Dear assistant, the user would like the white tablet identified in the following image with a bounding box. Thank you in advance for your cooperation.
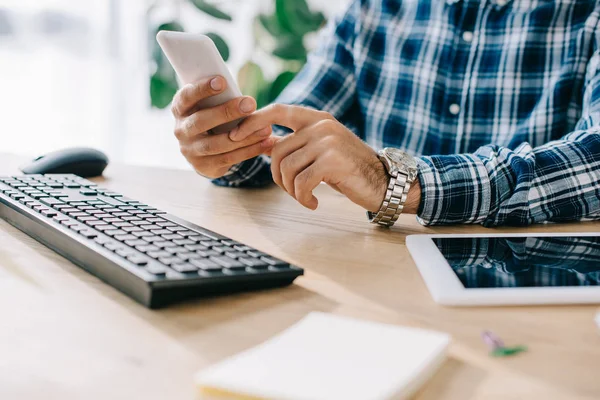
[406,233,600,306]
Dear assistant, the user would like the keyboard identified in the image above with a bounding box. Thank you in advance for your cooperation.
[0,174,303,308]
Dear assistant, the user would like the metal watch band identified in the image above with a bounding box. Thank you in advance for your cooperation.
[368,172,412,226]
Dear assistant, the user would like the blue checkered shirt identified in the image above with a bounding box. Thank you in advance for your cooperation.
[214,0,600,226]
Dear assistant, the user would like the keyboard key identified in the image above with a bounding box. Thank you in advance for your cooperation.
[79,189,97,196]
[135,244,159,253]
[200,241,222,248]
[121,216,141,222]
[87,209,105,215]
[147,217,165,223]
[116,249,136,258]
[104,229,126,237]
[221,240,242,247]
[210,256,245,269]
[125,239,147,247]
[197,250,220,257]
[70,212,90,218]
[239,257,269,269]
[104,241,123,251]
[103,218,123,223]
[225,251,246,259]
[86,220,106,226]
[61,220,78,227]
[150,229,171,235]
[52,215,69,223]
[76,206,95,211]
[178,252,201,261]
[212,246,230,254]
[114,234,137,241]
[10,193,25,200]
[165,246,188,255]
[154,241,177,248]
[260,257,288,267]
[126,255,149,266]
[162,234,183,240]
[30,193,49,199]
[77,216,98,222]
[141,235,162,243]
[171,263,197,273]
[132,231,153,237]
[158,256,183,265]
[120,225,141,232]
[148,250,171,259]
[233,245,252,252]
[113,212,132,217]
[64,183,81,188]
[144,264,168,276]
[184,244,208,251]
[247,250,269,258]
[70,224,87,232]
[190,259,222,271]
[173,239,194,246]
[166,226,187,232]
[93,236,111,245]
[114,222,134,228]
[79,230,98,239]
[156,222,177,227]
[42,210,58,218]
[67,201,87,206]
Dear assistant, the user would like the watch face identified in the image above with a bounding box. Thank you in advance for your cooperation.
[382,148,418,180]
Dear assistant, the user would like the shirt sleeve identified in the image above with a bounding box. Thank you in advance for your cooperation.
[212,0,361,188]
[417,47,600,227]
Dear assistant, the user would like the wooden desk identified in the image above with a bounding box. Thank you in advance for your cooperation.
[0,152,599,400]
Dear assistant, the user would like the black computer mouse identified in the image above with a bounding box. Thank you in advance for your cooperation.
[20,147,109,177]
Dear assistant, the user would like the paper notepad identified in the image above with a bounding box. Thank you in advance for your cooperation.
[195,312,450,400]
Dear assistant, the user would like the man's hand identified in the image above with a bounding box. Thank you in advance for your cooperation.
[172,76,276,179]
[230,104,421,213]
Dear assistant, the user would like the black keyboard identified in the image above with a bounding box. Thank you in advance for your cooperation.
[0,174,303,308]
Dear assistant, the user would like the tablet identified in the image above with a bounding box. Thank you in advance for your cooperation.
[406,233,600,306]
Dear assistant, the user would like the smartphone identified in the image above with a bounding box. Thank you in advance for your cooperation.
[156,31,243,134]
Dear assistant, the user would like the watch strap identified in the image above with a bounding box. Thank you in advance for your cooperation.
[368,172,412,226]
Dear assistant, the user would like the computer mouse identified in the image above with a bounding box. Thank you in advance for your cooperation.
[20,147,109,177]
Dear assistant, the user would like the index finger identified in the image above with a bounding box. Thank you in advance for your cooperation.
[229,104,322,141]
[171,76,226,117]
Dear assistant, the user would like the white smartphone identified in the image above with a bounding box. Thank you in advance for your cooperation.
[156,31,243,134]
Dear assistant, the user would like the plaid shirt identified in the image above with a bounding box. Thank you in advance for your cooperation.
[433,236,600,287]
[214,0,600,227]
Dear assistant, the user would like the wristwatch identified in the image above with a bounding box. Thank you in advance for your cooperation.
[367,148,418,227]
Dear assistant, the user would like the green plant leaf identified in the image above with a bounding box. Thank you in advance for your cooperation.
[272,37,306,61]
[237,61,270,108]
[204,32,230,62]
[150,72,178,109]
[156,21,184,33]
[190,0,232,21]
[268,70,296,103]
[275,0,325,36]
[258,13,286,37]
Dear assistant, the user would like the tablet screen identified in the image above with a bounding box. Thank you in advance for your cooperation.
[432,236,600,289]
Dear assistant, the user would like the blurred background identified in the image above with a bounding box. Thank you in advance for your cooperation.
[0,0,348,169]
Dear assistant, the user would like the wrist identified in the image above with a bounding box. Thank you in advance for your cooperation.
[402,179,421,214]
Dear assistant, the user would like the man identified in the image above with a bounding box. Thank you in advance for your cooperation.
[172,0,600,227]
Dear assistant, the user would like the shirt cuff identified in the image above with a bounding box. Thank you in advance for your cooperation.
[416,155,491,225]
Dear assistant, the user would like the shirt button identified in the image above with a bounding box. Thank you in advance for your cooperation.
[462,31,473,43]
[495,0,507,6]
[449,104,461,115]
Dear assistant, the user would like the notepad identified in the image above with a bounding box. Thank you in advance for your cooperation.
[195,312,450,400]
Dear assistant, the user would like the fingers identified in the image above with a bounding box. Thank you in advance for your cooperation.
[181,126,272,159]
[175,96,257,141]
[229,104,330,141]
[279,143,319,198]
[269,132,311,189]
[293,162,323,210]
[192,136,277,178]
[171,76,226,118]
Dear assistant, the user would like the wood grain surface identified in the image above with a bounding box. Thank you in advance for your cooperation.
[0,152,599,400]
